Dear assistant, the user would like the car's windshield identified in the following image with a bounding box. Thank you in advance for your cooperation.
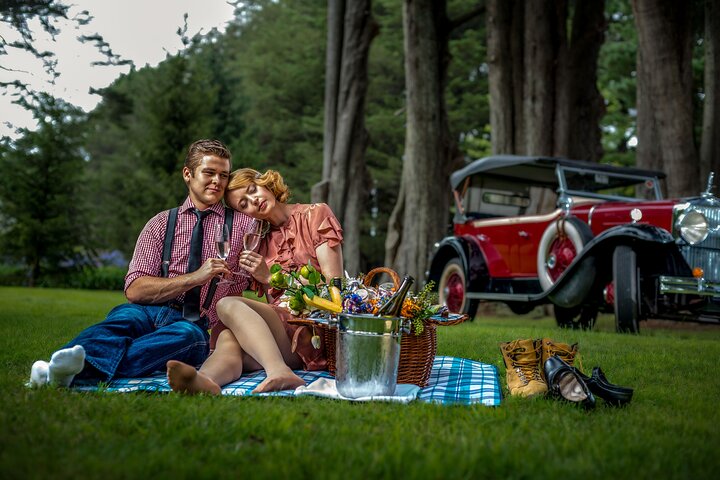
[558,165,662,202]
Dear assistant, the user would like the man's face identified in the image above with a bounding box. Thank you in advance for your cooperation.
[183,154,231,209]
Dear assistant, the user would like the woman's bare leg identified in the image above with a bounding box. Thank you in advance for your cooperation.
[216,296,305,393]
[167,329,246,395]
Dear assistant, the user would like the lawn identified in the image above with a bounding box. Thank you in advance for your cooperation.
[1,286,719,479]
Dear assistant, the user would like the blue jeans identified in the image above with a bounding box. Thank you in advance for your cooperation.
[65,304,209,383]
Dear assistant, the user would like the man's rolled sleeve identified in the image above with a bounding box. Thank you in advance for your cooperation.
[124,211,168,293]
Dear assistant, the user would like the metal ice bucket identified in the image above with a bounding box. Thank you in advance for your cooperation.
[332,313,406,398]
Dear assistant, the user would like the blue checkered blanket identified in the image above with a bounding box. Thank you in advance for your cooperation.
[73,355,501,406]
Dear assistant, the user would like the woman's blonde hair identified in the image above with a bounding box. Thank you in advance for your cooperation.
[227,168,291,203]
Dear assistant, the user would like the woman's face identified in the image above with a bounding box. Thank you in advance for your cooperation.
[226,182,275,219]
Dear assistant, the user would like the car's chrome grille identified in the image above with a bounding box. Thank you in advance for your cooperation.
[682,205,720,282]
[680,245,720,282]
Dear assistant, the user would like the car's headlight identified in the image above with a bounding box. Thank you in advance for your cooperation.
[677,210,709,244]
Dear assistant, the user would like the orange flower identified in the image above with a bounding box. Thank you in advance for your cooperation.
[401,298,422,319]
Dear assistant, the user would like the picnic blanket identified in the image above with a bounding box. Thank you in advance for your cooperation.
[73,355,502,406]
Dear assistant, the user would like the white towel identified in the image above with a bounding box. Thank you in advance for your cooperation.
[294,378,420,403]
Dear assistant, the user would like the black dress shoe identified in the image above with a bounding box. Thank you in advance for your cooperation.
[544,356,596,409]
[570,365,634,406]
[588,367,634,406]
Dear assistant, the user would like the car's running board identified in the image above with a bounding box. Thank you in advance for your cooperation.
[466,292,544,303]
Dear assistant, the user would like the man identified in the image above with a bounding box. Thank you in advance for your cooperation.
[29,139,254,387]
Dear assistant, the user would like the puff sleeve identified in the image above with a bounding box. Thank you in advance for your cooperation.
[309,203,343,249]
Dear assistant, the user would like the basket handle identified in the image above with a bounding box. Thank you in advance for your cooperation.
[362,267,400,290]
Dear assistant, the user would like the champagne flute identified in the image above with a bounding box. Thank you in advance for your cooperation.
[215,223,235,285]
[243,230,261,252]
[237,223,263,279]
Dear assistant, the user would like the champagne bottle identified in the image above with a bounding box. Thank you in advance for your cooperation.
[376,275,414,317]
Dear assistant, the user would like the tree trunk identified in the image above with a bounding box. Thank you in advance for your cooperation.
[700,0,720,183]
[315,0,377,274]
[635,46,665,200]
[523,0,557,156]
[487,0,515,154]
[488,1,606,162]
[555,0,606,161]
[633,0,699,197]
[313,0,345,204]
[386,0,461,284]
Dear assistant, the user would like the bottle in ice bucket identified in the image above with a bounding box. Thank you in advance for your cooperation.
[376,275,414,317]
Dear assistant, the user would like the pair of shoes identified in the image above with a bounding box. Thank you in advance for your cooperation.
[499,338,580,398]
[499,339,547,397]
[544,356,596,409]
[580,367,634,406]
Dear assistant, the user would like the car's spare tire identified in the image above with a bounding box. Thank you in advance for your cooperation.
[537,216,594,291]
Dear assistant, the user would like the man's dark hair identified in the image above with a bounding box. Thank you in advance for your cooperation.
[185,139,232,173]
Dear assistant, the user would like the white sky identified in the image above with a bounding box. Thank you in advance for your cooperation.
[0,0,237,138]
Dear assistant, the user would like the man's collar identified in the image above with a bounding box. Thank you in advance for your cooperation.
[179,197,225,217]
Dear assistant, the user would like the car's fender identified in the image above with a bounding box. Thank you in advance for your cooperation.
[545,223,686,306]
[426,236,489,293]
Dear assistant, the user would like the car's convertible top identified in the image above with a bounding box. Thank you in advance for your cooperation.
[450,155,666,191]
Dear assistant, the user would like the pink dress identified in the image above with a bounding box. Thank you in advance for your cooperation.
[211,203,343,370]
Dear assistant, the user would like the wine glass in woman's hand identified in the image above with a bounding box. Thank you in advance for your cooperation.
[243,230,261,252]
[237,224,264,280]
[215,223,235,285]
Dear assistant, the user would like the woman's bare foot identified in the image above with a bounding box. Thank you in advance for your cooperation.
[167,360,222,395]
[252,369,306,393]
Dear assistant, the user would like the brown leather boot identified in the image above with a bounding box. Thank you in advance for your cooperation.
[540,338,578,379]
[499,339,547,397]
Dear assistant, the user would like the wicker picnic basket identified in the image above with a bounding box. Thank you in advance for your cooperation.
[295,267,467,387]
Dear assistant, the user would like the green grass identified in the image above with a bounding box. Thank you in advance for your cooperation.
[1,287,719,479]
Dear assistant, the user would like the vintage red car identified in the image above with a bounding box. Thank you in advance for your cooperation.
[426,155,720,332]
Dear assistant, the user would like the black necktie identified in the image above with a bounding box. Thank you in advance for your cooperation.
[183,208,210,321]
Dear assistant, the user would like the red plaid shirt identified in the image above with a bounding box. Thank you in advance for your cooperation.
[125,197,255,328]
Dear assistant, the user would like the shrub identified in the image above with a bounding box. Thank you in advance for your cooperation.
[0,264,29,286]
[0,264,125,290]
[63,266,126,290]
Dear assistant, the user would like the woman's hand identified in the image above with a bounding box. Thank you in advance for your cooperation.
[238,250,270,285]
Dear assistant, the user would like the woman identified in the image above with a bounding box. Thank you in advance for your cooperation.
[166,168,344,394]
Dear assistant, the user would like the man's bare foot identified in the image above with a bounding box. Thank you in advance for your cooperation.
[252,370,306,393]
[167,360,221,395]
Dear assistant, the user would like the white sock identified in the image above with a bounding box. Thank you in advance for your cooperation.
[48,345,86,387]
[29,360,50,387]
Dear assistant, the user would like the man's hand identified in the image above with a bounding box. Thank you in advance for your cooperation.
[126,257,231,305]
[192,257,232,284]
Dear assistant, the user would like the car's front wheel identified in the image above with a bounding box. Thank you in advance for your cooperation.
[438,258,479,320]
[613,245,641,333]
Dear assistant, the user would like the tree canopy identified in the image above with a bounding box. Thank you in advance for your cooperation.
[0,0,715,284]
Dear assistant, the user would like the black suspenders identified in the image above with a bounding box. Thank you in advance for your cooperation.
[160,206,234,310]
[160,207,179,278]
